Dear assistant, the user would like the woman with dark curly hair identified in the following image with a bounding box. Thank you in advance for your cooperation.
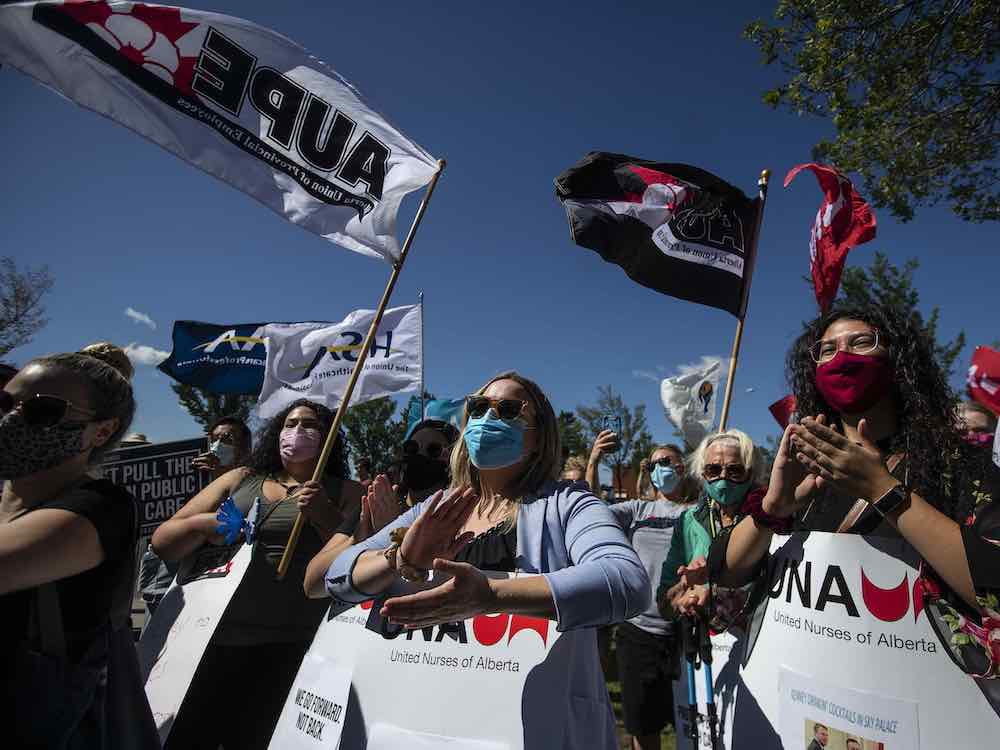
[152,398,362,750]
[701,303,1000,680]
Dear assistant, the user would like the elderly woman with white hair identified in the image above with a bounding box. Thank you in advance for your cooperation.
[655,429,784,619]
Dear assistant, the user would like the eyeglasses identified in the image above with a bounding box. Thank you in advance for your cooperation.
[702,463,749,481]
[650,457,681,470]
[809,328,883,364]
[465,395,527,422]
[0,391,96,428]
[402,439,447,459]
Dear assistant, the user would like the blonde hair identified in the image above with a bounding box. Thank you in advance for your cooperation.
[79,341,134,381]
[688,428,762,484]
[561,454,588,477]
[449,371,561,521]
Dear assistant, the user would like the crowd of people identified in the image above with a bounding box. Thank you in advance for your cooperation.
[2,299,998,749]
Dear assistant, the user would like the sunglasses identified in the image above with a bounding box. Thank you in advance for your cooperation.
[0,391,97,428]
[465,395,527,422]
[402,439,447,459]
[702,463,749,481]
[650,457,681,470]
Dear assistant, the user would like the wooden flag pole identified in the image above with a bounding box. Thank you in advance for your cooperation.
[276,159,446,580]
[718,168,770,432]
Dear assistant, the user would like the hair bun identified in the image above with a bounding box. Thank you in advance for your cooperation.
[79,342,134,381]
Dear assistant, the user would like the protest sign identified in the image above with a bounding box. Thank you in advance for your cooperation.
[734,532,997,748]
[139,537,255,742]
[270,574,609,750]
[258,304,421,418]
[103,437,207,536]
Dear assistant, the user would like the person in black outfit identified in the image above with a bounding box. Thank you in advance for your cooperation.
[0,343,153,748]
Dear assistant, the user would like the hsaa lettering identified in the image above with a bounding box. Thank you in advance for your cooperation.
[191,28,389,200]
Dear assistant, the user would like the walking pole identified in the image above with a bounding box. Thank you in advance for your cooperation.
[681,616,701,742]
[418,291,426,420]
[718,168,770,431]
[699,619,720,750]
[275,159,446,580]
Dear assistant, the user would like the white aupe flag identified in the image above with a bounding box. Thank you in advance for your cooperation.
[0,1,438,262]
[258,304,420,418]
[660,356,725,448]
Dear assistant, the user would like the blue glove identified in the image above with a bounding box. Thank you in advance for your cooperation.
[215,497,246,545]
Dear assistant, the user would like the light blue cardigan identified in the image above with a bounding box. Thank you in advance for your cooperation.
[324,479,651,631]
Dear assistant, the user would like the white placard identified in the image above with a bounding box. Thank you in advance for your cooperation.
[139,542,254,742]
[735,532,997,747]
[271,573,614,750]
[270,652,352,749]
[779,667,919,749]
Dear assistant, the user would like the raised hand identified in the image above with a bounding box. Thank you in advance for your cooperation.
[791,417,897,501]
[398,486,478,570]
[763,423,825,518]
[380,559,496,627]
[590,430,619,464]
[356,474,403,542]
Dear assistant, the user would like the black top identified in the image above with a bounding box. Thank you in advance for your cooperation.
[2,479,137,663]
[453,522,517,572]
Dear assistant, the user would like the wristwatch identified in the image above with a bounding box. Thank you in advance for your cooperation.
[869,483,908,518]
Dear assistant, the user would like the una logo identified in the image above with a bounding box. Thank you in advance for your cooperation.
[360,600,550,648]
[769,558,926,623]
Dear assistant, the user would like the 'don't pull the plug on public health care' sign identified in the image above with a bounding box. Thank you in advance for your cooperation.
[103,437,208,536]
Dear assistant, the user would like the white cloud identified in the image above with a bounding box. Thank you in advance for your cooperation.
[745,387,756,393]
[125,307,157,330]
[124,342,169,367]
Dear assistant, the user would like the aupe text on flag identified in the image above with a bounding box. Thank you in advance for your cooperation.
[257,305,421,418]
[0,1,438,262]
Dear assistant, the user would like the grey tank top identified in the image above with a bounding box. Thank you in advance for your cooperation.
[212,473,342,645]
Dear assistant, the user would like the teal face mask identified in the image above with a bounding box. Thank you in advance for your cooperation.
[462,413,525,469]
[704,478,751,507]
[651,464,679,493]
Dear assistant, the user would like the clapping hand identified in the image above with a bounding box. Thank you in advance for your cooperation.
[763,423,826,518]
[381,559,496,627]
[790,417,897,502]
[397,486,478,570]
[356,474,402,542]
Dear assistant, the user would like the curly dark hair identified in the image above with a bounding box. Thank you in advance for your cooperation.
[787,303,988,521]
[246,399,349,479]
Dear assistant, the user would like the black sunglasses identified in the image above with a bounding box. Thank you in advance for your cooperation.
[465,395,526,421]
[702,463,749,481]
[0,391,96,428]
[650,457,680,469]
[402,439,446,459]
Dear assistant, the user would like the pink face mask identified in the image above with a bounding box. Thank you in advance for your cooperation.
[964,431,994,448]
[279,427,322,463]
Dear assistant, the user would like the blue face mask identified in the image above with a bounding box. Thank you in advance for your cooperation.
[651,464,679,493]
[462,413,525,469]
[704,478,751,507]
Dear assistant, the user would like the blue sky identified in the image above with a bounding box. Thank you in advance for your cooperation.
[2,0,996,467]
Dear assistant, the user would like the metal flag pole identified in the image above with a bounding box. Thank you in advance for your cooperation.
[276,159,446,580]
[718,168,770,431]
[418,291,426,420]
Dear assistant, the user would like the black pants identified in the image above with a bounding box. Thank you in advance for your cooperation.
[615,622,678,736]
[164,640,310,750]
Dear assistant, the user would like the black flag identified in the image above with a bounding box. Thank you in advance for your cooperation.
[555,152,761,318]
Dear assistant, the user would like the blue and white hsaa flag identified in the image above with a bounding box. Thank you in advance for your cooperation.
[257,305,421,418]
[660,356,726,449]
[0,1,438,262]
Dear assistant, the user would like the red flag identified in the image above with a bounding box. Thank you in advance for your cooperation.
[769,394,797,429]
[784,164,877,312]
[968,346,1000,416]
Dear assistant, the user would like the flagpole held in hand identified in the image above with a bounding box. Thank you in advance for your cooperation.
[276,159,447,580]
[718,169,770,431]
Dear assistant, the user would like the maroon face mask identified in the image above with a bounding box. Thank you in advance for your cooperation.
[814,351,894,414]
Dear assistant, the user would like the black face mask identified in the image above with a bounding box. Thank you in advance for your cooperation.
[401,454,448,492]
[0,410,88,479]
